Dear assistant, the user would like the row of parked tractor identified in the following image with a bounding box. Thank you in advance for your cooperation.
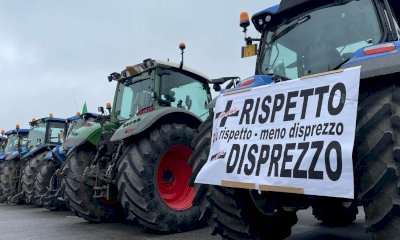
[2,0,400,239]
[0,54,216,233]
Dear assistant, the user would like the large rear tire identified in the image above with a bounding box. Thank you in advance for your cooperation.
[116,123,201,233]
[356,82,400,239]
[188,116,213,222]
[0,159,23,203]
[189,116,297,239]
[63,145,124,222]
[21,151,47,204]
[34,160,57,206]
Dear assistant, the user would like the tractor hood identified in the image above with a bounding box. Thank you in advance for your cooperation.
[63,122,102,148]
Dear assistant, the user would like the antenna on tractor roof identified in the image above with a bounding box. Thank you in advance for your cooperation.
[179,42,185,68]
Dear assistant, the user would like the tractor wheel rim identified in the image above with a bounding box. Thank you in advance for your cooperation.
[156,144,194,211]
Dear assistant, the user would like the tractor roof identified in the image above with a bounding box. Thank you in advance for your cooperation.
[154,59,211,83]
[29,117,66,126]
[5,129,29,135]
[67,112,98,122]
[111,59,211,84]
[252,0,335,32]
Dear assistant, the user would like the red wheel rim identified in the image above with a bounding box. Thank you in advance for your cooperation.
[156,144,194,211]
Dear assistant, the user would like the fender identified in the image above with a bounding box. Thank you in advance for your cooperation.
[111,107,202,142]
[63,122,102,148]
[5,151,21,161]
[341,41,400,79]
[22,143,59,159]
[0,152,9,161]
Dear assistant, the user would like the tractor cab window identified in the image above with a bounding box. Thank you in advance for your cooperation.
[48,121,66,144]
[115,75,154,121]
[27,122,46,149]
[159,70,210,120]
[4,134,18,152]
[4,134,28,152]
[260,0,382,79]
[66,119,82,138]
[66,116,96,138]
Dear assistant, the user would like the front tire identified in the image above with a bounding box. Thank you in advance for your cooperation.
[63,145,124,222]
[116,123,201,233]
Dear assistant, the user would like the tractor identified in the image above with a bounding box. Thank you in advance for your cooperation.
[0,126,30,201]
[189,0,400,239]
[61,46,213,232]
[34,112,98,209]
[4,115,67,204]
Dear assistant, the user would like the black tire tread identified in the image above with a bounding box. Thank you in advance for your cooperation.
[34,160,56,206]
[208,186,297,240]
[63,145,123,222]
[188,116,213,221]
[117,123,201,233]
[21,151,47,204]
[0,159,22,202]
[356,83,400,240]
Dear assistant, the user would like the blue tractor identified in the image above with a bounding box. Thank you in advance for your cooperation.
[189,0,400,239]
[0,126,30,201]
[34,112,98,209]
[4,115,67,204]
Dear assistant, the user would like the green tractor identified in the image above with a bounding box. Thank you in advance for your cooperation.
[189,0,400,239]
[62,48,212,232]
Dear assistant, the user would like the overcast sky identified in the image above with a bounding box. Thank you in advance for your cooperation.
[0,0,280,131]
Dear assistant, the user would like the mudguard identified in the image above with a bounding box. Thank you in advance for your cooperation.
[1,152,11,161]
[111,107,202,142]
[63,122,102,148]
[5,151,21,161]
[22,144,59,160]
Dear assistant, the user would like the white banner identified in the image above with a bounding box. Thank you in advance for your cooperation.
[196,67,361,199]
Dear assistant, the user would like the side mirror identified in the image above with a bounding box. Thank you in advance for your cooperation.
[213,83,222,92]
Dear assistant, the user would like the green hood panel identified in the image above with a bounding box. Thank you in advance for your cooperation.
[63,122,102,147]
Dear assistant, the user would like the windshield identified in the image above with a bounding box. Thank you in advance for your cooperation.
[66,116,97,137]
[4,134,28,152]
[260,0,382,79]
[27,122,46,149]
[159,70,211,120]
[115,73,154,121]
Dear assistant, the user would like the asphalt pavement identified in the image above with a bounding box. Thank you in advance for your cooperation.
[0,204,370,240]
